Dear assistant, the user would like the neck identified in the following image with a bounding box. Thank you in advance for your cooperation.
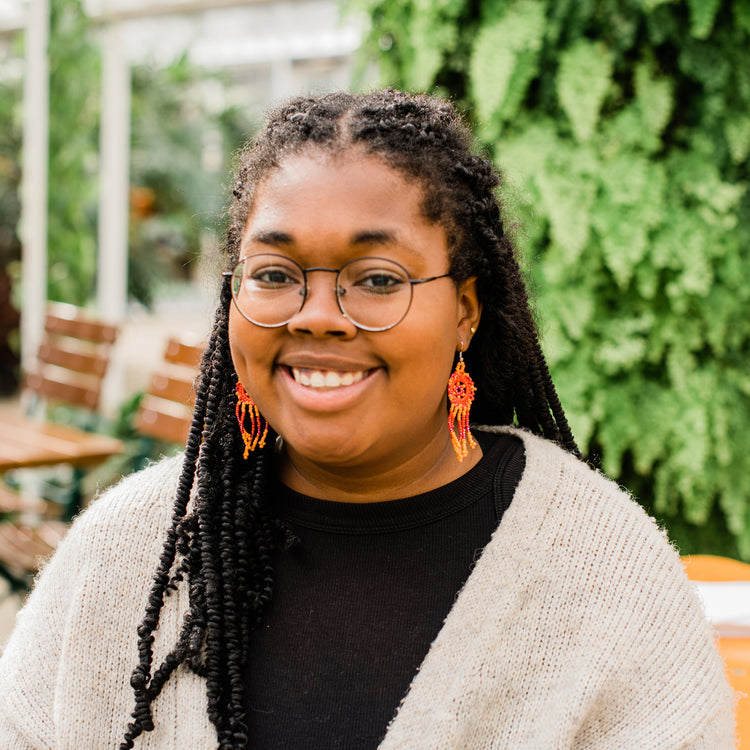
[277,428,483,503]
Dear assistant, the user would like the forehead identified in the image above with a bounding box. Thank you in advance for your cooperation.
[241,150,449,265]
[251,150,421,217]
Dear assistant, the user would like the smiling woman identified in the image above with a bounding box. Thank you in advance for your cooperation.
[0,90,735,749]
[229,153,481,496]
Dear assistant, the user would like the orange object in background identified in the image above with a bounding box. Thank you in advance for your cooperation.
[684,554,750,749]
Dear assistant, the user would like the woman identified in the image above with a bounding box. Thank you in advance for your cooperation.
[0,90,734,748]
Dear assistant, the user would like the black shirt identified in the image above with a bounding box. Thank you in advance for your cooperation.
[245,431,525,749]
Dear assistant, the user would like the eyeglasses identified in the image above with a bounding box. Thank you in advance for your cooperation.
[223,253,452,332]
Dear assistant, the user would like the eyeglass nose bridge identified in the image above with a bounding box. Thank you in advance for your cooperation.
[296,266,349,319]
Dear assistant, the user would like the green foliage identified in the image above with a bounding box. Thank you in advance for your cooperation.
[128,57,254,307]
[36,0,254,309]
[0,68,22,394]
[0,71,22,268]
[47,0,100,305]
[469,1,545,129]
[358,0,750,557]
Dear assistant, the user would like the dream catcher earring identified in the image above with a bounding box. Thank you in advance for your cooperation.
[447,346,477,462]
[235,381,269,458]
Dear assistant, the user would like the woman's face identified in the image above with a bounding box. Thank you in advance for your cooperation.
[229,150,480,494]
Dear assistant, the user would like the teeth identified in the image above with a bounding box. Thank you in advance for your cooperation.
[291,368,366,389]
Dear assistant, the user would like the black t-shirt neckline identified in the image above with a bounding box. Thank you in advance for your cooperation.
[270,430,519,534]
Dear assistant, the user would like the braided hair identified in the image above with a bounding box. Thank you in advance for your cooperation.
[121,89,578,748]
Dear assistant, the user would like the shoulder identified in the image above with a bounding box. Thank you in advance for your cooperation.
[475,427,719,680]
[438,427,734,746]
[16,451,187,622]
[55,453,186,569]
[480,425,664,550]
[484,428,732,701]
[75,452,185,530]
[0,454,189,746]
[4,452,186,655]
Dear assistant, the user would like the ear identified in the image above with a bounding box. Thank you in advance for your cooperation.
[456,276,482,350]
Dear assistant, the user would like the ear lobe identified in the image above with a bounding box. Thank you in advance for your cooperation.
[456,276,482,347]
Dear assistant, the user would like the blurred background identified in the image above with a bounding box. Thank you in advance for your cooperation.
[0,0,748,634]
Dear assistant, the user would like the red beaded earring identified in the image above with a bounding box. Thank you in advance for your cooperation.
[447,347,477,462]
[235,381,268,458]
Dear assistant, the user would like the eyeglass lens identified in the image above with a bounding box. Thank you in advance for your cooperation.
[230,254,416,331]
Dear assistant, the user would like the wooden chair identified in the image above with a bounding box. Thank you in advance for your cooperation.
[134,336,203,447]
[0,302,123,475]
[0,522,67,588]
[0,303,123,594]
[684,554,750,748]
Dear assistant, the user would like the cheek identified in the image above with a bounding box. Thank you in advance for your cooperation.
[228,309,271,385]
[228,309,247,379]
[389,319,457,399]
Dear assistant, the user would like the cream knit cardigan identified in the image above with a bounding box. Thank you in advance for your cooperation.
[0,427,736,749]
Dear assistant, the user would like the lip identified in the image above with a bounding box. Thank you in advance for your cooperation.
[276,364,383,412]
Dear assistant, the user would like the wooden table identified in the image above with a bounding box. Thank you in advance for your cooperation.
[0,404,123,472]
[0,404,124,590]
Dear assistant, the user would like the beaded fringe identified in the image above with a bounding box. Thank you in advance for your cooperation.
[235,382,268,458]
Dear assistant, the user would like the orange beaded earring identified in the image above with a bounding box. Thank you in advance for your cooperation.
[235,381,269,458]
[447,346,477,462]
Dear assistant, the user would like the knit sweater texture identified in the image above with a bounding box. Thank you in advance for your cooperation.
[0,426,736,749]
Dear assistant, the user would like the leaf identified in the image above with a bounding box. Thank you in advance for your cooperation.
[678,40,731,91]
[598,152,649,206]
[408,8,459,90]
[536,169,596,259]
[634,60,674,138]
[637,0,676,10]
[471,45,516,124]
[496,120,559,188]
[687,0,721,39]
[593,315,652,374]
[725,115,750,164]
[538,272,596,342]
[593,208,649,287]
[557,40,613,142]
[469,0,546,124]
[735,0,750,35]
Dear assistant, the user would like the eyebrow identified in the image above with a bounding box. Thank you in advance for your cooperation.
[247,229,397,246]
[351,230,424,261]
[351,230,397,246]
[245,228,424,259]
[247,230,294,247]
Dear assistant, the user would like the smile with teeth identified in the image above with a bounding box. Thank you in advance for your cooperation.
[290,367,369,389]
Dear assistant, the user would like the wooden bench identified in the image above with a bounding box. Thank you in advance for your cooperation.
[0,303,123,475]
[0,522,67,590]
[0,304,123,594]
[0,331,205,597]
[134,336,203,447]
[684,554,750,748]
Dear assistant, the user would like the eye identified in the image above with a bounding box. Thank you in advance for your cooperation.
[247,264,302,289]
[351,268,408,295]
[363,273,401,288]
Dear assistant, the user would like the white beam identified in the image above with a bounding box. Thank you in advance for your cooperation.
[19,0,50,372]
[96,23,131,323]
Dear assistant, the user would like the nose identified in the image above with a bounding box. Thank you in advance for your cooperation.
[286,270,357,338]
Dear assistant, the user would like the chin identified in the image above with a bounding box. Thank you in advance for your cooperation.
[283,430,377,468]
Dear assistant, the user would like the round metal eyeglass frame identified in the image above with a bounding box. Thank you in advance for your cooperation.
[222,253,453,332]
